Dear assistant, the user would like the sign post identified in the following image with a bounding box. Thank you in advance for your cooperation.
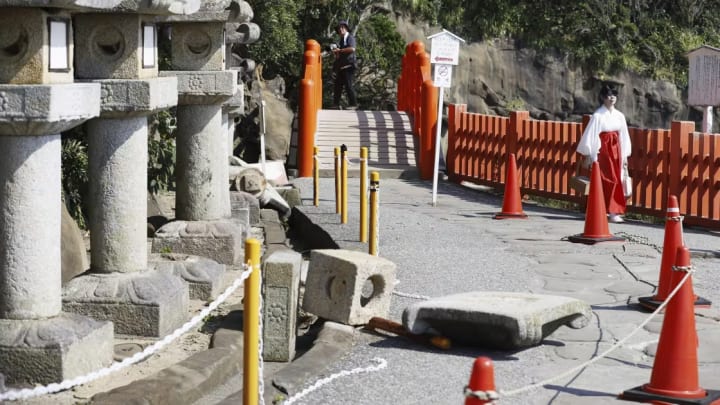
[427,29,464,206]
[686,45,720,133]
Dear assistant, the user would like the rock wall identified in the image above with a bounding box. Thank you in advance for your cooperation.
[394,16,712,132]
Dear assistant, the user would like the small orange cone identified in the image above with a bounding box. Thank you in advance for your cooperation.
[568,161,624,244]
[465,357,498,405]
[621,246,720,404]
[494,153,527,219]
[638,195,711,311]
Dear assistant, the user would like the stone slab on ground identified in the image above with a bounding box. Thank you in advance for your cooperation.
[269,322,354,400]
[90,347,241,405]
[402,291,592,349]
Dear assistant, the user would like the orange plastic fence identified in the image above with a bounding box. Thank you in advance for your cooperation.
[297,40,323,177]
[447,104,720,229]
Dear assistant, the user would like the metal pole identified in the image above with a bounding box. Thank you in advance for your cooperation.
[243,238,261,405]
[369,171,380,256]
[341,144,348,224]
[360,147,368,242]
[260,100,267,175]
[334,147,341,214]
[432,86,444,206]
[313,146,319,206]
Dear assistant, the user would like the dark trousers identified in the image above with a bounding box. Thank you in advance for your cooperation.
[333,66,356,107]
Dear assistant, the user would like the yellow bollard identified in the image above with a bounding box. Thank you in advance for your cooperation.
[243,238,261,405]
[341,144,348,224]
[334,146,341,214]
[313,146,319,206]
[369,171,380,256]
[360,147,368,242]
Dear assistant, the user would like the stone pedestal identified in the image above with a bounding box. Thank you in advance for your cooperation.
[149,253,225,300]
[62,77,191,337]
[262,250,301,362]
[0,83,113,385]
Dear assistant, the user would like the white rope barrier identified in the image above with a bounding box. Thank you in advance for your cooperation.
[0,264,255,402]
[283,358,388,405]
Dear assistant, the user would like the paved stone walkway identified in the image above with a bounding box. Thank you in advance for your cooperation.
[285,176,720,405]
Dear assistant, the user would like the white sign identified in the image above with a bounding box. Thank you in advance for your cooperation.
[49,19,68,71]
[429,33,460,65]
[433,64,452,88]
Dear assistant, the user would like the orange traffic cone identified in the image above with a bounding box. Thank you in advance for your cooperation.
[621,246,720,404]
[568,161,624,244]
[638,195,712,311]
[494,153,527,219]
[465,357,498,405]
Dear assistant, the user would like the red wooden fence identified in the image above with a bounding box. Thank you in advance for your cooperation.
[447,104,720,229]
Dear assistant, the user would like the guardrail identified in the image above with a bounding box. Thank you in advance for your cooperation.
[447,104,720,229]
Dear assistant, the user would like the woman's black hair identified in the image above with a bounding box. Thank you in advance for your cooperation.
[599,84,619,99]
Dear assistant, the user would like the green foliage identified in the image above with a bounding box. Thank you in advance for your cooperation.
[148,109,177,194]
[246,0,303,81]
[61,127,89,229]
[394,0,720,85]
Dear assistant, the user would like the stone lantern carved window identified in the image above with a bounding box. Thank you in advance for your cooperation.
[48,17,70,71]
[222,28,226,67]
[142,23,156,68]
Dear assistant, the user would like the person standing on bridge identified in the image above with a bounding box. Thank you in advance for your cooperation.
[332,20,358,110]
[576,84,632,223]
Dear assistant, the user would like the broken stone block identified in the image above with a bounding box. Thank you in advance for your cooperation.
[402,291,591,349]
[262,250,301,362]
[302,250,396,325]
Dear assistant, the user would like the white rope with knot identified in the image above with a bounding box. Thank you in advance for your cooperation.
[283,358,388,404]
[0,263,255,402]
[494,268,694,399]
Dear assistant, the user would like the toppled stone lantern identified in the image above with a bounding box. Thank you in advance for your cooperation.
[62,0,207,338]
[152,0,253,265]
[0,1,124,386]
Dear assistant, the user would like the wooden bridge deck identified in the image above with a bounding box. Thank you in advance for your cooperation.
[314,109,417,178]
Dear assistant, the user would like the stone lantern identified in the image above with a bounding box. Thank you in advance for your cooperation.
[0,1,122,386]
[62,0,209,338]
[152,0,254,265]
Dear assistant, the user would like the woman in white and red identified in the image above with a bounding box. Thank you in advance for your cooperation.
[576,84,632,223]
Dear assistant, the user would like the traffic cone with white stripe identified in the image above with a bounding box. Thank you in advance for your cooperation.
[465,357,498,405]
[638,195,711,311]
[621,246,720,404]
[494,153,527,219]
[568,162,624,244]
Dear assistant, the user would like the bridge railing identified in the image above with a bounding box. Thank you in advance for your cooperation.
[397,41,437,180]
[298,40,323,177]
[447,104,720,229]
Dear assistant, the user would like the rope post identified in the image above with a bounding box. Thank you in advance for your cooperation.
[360,147,368,242]
[369,171,380,256]
[334,146,341,214]
[313,146,319,206]
[243,238,261,405]
[341,144,348,224]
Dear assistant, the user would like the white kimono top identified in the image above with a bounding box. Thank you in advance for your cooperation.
[576,105,632,166]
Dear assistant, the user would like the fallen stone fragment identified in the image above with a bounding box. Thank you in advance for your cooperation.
[402,291,592,349]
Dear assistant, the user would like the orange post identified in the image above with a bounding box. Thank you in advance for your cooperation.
[298,77,316,177]
[420,79,437,180]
